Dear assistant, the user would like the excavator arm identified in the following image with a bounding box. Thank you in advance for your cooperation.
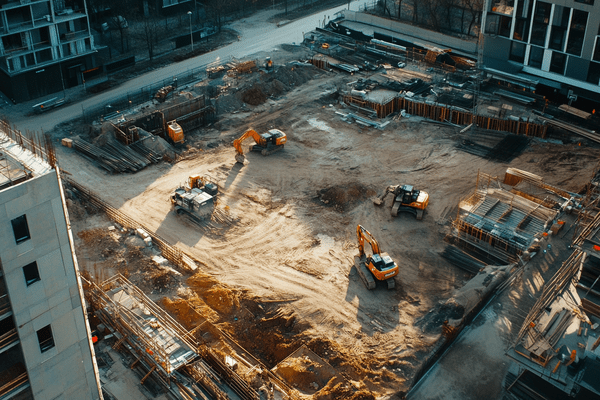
[356,225,381,256]
[373,185,400,206]
[233,129,262,163]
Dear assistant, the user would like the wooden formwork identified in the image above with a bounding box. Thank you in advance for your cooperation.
[343,95,548,138]
[309,57,330,70]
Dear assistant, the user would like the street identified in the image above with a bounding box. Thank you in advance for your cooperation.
[10,2,361,134]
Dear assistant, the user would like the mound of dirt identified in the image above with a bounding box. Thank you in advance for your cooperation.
[77,228,120,257]
[317,184,376,212]
[242,85,268,105]
[273,345,338,394]
[314,376,376,400]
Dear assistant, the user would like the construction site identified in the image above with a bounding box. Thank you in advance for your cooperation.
[3,8,600,400]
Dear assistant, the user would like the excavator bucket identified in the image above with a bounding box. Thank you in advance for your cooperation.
[373,197,384,206]
[235,154,245,164]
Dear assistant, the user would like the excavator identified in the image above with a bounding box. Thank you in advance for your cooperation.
[354,224,399,290]
[233,128,287,163]
[373,184,429,220]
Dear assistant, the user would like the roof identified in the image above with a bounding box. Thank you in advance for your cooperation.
[0,132,52,191]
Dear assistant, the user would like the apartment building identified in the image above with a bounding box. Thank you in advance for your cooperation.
[0,0,97,103]
[482,0,600,103]
[0,127,102,399]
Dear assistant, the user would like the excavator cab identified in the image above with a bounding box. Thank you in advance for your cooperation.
[373,184,429,220]
[368,253,397,273]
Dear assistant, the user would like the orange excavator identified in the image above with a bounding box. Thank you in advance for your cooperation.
[233,128,287,163]
[373,184,429,220]
[355,224,398,290]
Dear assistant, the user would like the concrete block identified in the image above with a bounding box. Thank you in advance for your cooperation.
[52,311,77,352]
[29,236,59,260]
[51,197,68,234]
[48,286,70,309]
[46,277,69,302]
[38,247,64,274]
[50,298,72,320]
[60,244,77,281]
[20,332,43,367]
[0,181,27,205]
[16,319,34,339]
[69,283,80,299]
[14,238,34,258]
[73,305,89,341]
[29,299,50,321]
[31,310,52,331]
[4,194,34,221]
[81,340,93,372]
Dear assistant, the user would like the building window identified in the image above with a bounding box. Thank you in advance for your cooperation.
[566,10,588,56]
[587,61,600,85]
[528,46,544,69]
[37,325,55,353]
[499,15,512,38]
[594,38,600,62]
[11,215,30,245]
[574,0,593,5]
[22,262,40,286]
[530,1,551,46]
[550,51,566,74]
[509,41,526,63]
[549,6,570,51]
[485,14,500,35]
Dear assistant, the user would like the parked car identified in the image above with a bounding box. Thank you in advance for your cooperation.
[397,62,406,68]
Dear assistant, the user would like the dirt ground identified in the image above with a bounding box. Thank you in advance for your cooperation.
[60,43,600,399]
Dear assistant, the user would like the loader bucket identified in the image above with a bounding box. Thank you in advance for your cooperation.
[373,198,384,206]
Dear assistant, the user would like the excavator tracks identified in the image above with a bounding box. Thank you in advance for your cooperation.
[354,255,376,290]
[391,202,424,220]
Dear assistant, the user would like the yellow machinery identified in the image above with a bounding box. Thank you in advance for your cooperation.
[355,224,398,290]
[167,120,184,144]
[373,184,429,220]
[170,175,218,224]
[233,128,286,163]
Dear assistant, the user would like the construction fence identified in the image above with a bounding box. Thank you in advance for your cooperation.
[64,178,197,272]
[81,65,207,124]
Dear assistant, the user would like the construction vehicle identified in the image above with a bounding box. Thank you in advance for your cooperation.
[233,128,286,163]
[167,120,184,144]
[355,225,398,290]
[373,184,429,220]
[170,175,218,223]
[265,57,273,71]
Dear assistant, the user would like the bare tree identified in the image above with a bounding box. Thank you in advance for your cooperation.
[132,15,163,62]
[464,0,483,36]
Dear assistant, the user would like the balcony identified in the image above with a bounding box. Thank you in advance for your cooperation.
[0,363,30,400]
[60,29,88,44]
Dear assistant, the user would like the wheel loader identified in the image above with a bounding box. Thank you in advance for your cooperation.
[233,128,286,163]
[373,184,429,220]
[354,224,398,290]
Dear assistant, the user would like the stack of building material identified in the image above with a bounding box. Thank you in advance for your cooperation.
[72,138,149,173]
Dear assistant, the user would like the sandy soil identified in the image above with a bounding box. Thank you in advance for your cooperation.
[58,44,600,398]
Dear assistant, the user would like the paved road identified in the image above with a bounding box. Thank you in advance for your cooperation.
[10,2,361,134]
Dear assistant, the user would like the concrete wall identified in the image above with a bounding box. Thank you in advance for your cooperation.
[0,169,102,400]
[340,10,478,55]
